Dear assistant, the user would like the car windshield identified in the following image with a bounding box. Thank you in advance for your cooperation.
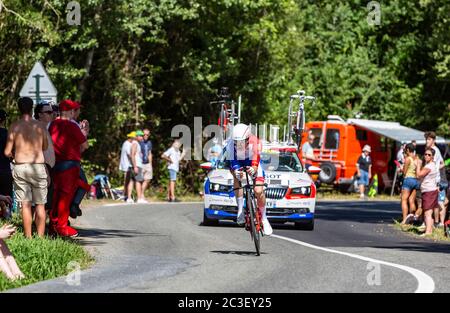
[261,151,303,172]
[215,151,303,173]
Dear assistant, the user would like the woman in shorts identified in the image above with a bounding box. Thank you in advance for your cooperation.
[401,143,420,224]
[416,148,438,236]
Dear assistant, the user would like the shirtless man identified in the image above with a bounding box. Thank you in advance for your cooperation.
[4,97,48,238]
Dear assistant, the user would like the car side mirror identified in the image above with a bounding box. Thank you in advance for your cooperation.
[200,162,213,171]
[307,166,321,175]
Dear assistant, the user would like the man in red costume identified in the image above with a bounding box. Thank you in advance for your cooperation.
[49,100,89,237]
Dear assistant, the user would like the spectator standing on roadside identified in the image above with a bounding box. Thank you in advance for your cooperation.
[129,130,145,204]
[4,97,48,238]
[401,144,420,224]
[416,148,438,236]
[437,162,448,228]
[49,100,88,238]
[356,145,372,199]
[119,132,136,203]
[68,102,90,219]
[51,104,59,121]
[34,102,52,127]
[0,222,25,281]
[34,102,55,167]
[425,132,444,182]
[140,129,153,203]
[34,102,56,211]
[301,134,316,169]
[424,132,444,226]
[162,139,186,202]
[0,109,12,198]
[397,143,406,166]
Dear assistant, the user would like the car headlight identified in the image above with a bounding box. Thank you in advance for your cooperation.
[290,186,311,196]
[209,183,232,193]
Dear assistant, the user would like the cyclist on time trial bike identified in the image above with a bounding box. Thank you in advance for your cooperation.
[223,123,273,236]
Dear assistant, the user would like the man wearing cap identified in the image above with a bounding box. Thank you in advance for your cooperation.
[4,97,48,238]
[48,100,88,237]
[119,132,136,203]
[0,109,13,198]
[356,145,372,199]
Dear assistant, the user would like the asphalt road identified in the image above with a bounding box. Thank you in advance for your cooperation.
[10,200,450,293]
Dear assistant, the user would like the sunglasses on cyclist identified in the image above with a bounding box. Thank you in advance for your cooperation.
[424,153,432,156]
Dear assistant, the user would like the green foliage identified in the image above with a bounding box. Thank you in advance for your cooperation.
[0,0,448,192]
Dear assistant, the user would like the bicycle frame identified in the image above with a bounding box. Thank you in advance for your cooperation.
[236,167,263,255]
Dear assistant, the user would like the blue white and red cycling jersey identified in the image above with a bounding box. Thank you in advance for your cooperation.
[223,134,265,183]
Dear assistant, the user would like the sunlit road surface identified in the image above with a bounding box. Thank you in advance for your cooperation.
[10,200,450,293]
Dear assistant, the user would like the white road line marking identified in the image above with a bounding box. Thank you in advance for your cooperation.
[271,234,435,293]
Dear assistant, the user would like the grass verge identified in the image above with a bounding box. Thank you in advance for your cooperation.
[0,215,94,291]
[393,219,450,242]
[316,190,399,201]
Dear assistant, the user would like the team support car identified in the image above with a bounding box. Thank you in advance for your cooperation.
[202,143,319,230]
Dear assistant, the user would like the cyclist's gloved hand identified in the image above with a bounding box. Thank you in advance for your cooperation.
[234,169,243,180]
[246,166,256,177]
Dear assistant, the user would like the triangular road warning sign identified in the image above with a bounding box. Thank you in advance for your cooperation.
[19,61,57,104]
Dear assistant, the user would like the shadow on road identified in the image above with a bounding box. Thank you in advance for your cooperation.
[315,201,400,225]
[75,228,168,246]
[366,242,450,254]
[211,250,267,256]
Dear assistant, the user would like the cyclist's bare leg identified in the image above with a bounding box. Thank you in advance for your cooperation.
[254,182,273,235]
[254,185,266,217]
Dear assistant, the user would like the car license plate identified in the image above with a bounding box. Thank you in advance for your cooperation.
[266,201,276,208]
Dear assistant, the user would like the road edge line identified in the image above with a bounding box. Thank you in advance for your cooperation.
[271,234,435,293]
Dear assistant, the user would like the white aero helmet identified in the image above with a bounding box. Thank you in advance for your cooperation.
[232,123,251,141]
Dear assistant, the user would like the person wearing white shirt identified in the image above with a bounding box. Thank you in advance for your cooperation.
[425,132,445,226]
[397,143,405,165]
[119,132,135,202]
[130,131,145,203]
[162,139,186,202]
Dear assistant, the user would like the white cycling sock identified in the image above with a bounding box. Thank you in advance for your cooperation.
[237,197,244,216]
